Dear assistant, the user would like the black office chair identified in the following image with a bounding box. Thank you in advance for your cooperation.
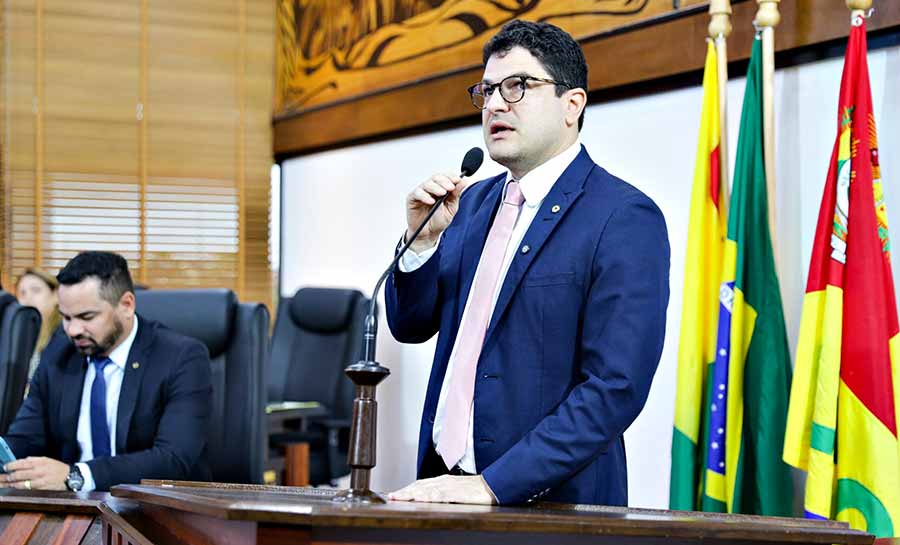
[134,288,269,484]
[267,287,370,486]
[0,291,42,434]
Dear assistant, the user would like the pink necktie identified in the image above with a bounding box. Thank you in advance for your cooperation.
[438,180,524,470]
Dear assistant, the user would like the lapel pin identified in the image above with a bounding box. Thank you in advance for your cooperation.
[132,362,140,369]
[551,205,561,213]
[521,244,531,254]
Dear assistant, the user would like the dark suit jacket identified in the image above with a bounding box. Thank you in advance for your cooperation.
[386,146,670,506]
[3,314,212,490]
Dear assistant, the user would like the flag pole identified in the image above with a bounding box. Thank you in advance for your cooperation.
[754,0,780,262]
[709,0,732,209]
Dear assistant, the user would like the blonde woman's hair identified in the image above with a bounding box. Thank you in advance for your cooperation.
[17,268,62,351]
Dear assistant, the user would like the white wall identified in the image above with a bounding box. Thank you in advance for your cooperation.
[281,43,900,508]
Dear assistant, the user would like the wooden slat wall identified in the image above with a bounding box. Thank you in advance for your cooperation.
[5,1,38,277]
[0,0,274,309]
[0,1,5,278]
[243,0,274,307]
[146,0,240,290]
[42,1,142,275]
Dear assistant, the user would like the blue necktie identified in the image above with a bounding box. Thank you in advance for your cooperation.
[90,357,113,459]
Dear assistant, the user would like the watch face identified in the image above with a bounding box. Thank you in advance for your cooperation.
[66,467,84,491]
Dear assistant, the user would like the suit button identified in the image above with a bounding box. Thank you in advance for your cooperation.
[521,245,530,254]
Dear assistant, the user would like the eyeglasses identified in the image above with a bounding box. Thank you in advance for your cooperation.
[467,75,571,110]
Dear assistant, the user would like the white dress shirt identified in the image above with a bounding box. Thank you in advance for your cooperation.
[400,141,582,473]
[74,315,138,491]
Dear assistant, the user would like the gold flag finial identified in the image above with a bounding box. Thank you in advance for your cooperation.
[846,0,873,9]
[709,0,733,39]
[754,0,781,29]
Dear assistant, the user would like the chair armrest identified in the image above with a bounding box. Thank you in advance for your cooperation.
[266,402,330,434]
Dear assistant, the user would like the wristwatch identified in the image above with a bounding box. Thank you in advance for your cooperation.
[65,465,84,492]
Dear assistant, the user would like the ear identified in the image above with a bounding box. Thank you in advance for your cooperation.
[118,291,136,318]
[564,88,587,128]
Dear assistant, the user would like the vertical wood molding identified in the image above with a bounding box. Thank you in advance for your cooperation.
[236,0,247,298]
[34,0,43,266]
[49,515,93,545]
[0,512,43,545]
[139,0,148,283]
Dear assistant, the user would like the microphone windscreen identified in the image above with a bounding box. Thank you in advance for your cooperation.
[460,147,484,178]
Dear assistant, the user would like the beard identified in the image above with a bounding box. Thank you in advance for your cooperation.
[71,317,125,356]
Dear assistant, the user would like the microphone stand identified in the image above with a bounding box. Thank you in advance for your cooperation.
[332,194,451,504]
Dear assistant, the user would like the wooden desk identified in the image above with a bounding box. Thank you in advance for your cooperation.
[0,482,879,545]
[0,490,106,545]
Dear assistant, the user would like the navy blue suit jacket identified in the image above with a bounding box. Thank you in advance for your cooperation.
[3,315,212,490]
[386,147,670,505]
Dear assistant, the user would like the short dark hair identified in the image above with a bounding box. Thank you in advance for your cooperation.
[56,251,134,305]
[482,19,588,130]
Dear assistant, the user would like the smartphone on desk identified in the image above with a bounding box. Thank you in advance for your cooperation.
[0,437,17,471]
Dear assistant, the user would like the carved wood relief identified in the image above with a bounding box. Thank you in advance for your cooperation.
[275,0,705,117]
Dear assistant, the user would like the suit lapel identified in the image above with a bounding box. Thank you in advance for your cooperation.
[483,148,594,345]
[115,318,151,453]
[60,352,87,446]
[455,176,505,328]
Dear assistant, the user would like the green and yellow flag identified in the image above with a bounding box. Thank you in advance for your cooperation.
[783,18,900,537]
[670,41,728,511]
[694,37,793,515]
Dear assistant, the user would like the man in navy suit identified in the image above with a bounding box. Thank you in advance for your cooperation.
[1,251,212,492]
[387,20,669,506]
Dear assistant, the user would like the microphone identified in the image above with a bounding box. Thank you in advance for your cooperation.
[362,147,484,361]
[460,146,485,177]
[336,147,484,504]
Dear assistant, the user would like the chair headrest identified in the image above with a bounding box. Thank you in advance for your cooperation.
[0,291,15,314]
[135,289,236,357]
[289,288,363,334]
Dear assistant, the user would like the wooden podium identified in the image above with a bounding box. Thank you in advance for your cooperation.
[0,481,879,545]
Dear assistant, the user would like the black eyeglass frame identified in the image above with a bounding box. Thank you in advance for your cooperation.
[467,75,572,110]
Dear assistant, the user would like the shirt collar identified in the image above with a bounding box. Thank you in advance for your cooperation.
[507,140,582,207]
[91,315,139,371]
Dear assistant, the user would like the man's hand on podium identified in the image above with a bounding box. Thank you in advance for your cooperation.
[3,457,69,491]
[388,474,497,505]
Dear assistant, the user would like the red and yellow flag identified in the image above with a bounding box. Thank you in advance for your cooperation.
[783,18,900,537]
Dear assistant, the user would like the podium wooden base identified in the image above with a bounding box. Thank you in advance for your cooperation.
[0,481,879,545]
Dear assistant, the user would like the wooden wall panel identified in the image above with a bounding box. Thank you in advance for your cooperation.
[274,0,708,116]
[273,0,900,157]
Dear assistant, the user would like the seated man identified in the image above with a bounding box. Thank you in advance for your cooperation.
[1,251,212,492]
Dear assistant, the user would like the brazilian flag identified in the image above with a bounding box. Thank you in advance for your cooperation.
[695,37,794,515]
